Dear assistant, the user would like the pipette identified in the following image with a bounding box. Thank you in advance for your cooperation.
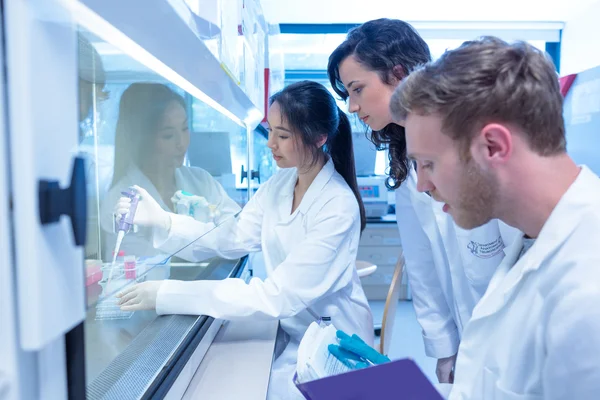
[107,187,140,285]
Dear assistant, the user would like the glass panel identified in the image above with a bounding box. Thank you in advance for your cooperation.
[190,97,250,200]
[250,126,278,196]
[77,26,250,398]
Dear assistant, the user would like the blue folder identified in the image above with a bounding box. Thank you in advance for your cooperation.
[295,358,444,400]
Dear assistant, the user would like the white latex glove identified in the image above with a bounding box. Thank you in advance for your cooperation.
[114,185,171,233]
[117,281,164,311]
[436,354,457,384]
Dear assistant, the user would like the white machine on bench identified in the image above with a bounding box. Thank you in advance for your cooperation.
[357,176,388,218]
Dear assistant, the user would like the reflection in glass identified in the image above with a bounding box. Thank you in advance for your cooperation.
[77,27,254,398]
[79,34,109,264]
[100,83,240,268]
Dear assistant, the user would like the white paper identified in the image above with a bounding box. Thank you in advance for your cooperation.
[296,321,352,384]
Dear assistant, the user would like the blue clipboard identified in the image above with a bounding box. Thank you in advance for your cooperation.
[294,358,444,400]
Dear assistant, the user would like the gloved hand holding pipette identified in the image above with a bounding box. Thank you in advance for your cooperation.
[328,330,391,369]
[107,187,143,285]
[114,185,171,233]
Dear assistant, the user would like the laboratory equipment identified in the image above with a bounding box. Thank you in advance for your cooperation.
[85,260,103,287]
[94,290,133,320]
[95,262,135,321]
[171,190,221,222]
[352,131,378,176]
[357,176,389,218]
[98,187,140,320]
[110,187,140,269]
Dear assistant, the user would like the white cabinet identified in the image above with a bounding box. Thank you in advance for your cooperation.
[358,219,410,301]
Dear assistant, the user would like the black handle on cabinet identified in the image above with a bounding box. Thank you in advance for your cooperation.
[38,157,87,246]
[240,165,260,184]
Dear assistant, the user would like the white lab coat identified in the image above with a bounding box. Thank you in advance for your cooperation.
[450,166,600,399]
[152,159,374,399]
[100,164,241,260]
[395,167,520,359]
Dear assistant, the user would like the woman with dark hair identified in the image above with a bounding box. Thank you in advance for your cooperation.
[101,83,240,259]
[327,19,520,382]
[114,81,373,399]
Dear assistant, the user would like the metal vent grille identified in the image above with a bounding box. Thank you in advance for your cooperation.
[87,315,197,400]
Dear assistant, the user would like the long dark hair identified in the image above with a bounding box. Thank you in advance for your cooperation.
[269,81,366,232]
[327,18,431,189]
[110,83,186,187]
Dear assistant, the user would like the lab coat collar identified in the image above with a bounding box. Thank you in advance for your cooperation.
[277,158,335,221]
[125,165,168,209]
[125,164,182,210]
[297,157,335,214]
[471,166,597,320]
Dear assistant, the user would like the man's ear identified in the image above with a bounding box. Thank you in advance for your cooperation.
[471,123,513,167]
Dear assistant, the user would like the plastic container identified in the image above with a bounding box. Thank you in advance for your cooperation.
[111,250,125,263]
[137,255,171,281]
[100,262,146,284]
[124,255,136,279]
[85,259,103,286]
[95,278,134,321]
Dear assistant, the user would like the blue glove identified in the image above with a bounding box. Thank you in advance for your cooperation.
[328,330,391,370]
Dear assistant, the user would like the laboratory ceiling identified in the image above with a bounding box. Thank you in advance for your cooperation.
[260,0,599,23]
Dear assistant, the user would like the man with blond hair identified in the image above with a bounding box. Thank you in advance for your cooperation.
[391,36,600,399]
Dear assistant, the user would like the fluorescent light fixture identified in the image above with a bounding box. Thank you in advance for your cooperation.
[60,0,247,128]
[244,108,265,129]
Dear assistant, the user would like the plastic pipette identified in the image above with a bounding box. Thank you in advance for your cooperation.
[107,187,140,285]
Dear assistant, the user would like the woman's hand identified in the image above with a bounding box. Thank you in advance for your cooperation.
[117,281,165,311]
[114,185,171,232]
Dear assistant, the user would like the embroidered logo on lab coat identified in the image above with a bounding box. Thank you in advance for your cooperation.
[467,237,505,259]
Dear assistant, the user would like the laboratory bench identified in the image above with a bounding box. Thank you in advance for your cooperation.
[81,215,408,399]
[83,257,275,400]
[179,319,278,400]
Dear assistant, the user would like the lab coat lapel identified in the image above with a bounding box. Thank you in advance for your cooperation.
[432,200,455,259]
[469,166,594,322]
[274,167,297,225]
[408,167,444,241]
[468,235,523,320]
[127,166,170,210]
[277,158,335,225]
[266,160,335,273]
[493,168,592,300]
[263,168,297,274]
[296,159,334,215]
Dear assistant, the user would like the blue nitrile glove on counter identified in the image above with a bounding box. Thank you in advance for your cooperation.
[328,330,391,370]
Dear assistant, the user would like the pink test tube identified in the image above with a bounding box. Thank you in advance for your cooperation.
[124,255,136,279]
